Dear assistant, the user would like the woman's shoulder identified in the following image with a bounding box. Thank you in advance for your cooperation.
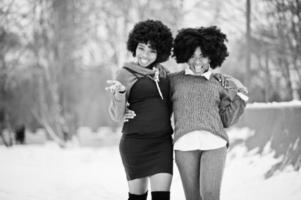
[115,68,131,80]
[168,70,184,76]
[168,70,185,80]
[114,66,138,89]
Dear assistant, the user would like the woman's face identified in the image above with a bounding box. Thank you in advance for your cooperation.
[187,47,210,75]
[135,42,157,67]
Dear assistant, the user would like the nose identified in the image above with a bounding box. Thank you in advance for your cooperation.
[195,58,202,64]
[138,49,146,56]
[144,51,152,58]
[142,51,148,57]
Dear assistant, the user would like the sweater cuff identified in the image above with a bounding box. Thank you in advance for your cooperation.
[113,91,126,101]
[237,92,249,102]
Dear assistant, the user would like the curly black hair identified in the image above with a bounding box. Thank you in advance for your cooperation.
[127,19,173,64]
[173,26,229,69]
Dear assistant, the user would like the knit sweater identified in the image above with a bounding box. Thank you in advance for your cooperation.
[169,71,246,145]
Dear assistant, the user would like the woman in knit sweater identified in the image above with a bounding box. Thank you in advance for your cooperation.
[170,26,248,200]
[106,20,173,200]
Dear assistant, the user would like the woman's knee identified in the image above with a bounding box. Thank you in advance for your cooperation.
[128,178,148,194]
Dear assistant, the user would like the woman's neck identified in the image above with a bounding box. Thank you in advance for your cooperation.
[135,62,156,69]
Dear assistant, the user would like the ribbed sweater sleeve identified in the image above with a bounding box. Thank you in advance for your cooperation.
[109,92,126,122]
[218,76,247,128]
[108,69,131,122]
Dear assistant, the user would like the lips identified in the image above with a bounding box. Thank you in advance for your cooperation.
[138,58,150,66]
[194,64,204,72]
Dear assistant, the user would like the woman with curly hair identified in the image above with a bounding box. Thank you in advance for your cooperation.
[106,19,173,200]
[170,26,248,200]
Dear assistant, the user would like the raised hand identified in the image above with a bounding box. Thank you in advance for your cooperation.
[105,80,126,94]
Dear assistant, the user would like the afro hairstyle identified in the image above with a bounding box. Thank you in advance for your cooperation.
[173,26,229,69]
[127,19,173,64]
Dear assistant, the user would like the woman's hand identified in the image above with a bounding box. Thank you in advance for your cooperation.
[228,77,248,94]
[105,80,126,94]
[124,109,136,122]
[213,73,248,94]
[212,73,227,87]
[227,78,248,94]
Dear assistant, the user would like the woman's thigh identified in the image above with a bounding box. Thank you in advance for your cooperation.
[128,177,148,194]
[199,147,227,200]
[150,173,172,191]
[175,150,201,200]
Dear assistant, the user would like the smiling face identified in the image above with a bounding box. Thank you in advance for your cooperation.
[187,47,210,75]
[135,42,158,67]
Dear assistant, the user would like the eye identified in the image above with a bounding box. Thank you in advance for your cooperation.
[192,55,198,60]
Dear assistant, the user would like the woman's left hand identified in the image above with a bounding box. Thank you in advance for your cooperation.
[226,77,248,94]
[124,109,136,122]
[212,73,227,87]
[213,73,248,94]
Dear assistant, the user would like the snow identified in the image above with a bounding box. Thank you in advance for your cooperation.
[247,100,301,108]
[0,128,301,200]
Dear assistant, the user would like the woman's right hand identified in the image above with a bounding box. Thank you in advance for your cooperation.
[105,80,126,94]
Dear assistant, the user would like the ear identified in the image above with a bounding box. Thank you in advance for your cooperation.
[204,63,210,71]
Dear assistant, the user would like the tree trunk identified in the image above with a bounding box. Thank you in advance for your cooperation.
[264,51,273,102]
[245,0,251,87]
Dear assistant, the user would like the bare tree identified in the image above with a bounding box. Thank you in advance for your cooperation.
[259,0,301,100]
[0,0,187,144]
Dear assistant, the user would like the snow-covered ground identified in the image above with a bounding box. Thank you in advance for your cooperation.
[247,100,301,108]
[0,127,301,200]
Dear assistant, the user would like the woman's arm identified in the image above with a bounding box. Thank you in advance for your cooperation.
[108,90,127,122]
[219,93,247,128]
[218,76,248,128]
[106,70,128,122]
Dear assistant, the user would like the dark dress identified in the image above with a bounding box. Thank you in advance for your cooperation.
[119,73,173,180]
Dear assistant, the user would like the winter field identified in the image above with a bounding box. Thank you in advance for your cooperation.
[1,102,301,200]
